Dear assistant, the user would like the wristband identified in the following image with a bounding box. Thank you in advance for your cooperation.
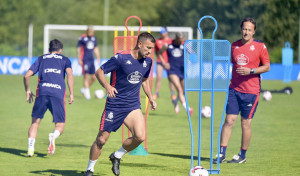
[250,68,255,74]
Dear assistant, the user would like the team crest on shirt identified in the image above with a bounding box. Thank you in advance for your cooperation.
[84,37,88,41]
[106,112,114,122]
[236,54,249,66]
[250,45,255,51]
[143,61,147,67]
[126,60,132,65]
[127,71,143,84]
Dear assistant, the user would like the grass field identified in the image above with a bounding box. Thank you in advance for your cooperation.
[0,75,300,176]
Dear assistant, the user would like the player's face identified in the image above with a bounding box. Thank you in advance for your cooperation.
[138,39,155,58]
[87,29,94,37]
[161,32,168,39]
[241,22,255,43]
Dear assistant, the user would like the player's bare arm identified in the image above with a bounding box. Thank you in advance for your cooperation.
[95,68,118,98]
[66,68,74,104]
[236,63,270,76]
[77,47,83,66]
[142,78,157,110]
[158,44,170,69]
[94,46,101,64]
[23,70,35,103]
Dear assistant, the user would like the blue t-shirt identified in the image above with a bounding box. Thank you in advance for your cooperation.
[29,53,72,99]
[100,53,152,111]
[167,43,184,72]
[77,34,98,61]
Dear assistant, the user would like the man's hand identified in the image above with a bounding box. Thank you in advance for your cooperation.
[149,99,157,111]
[78,59,83,66]
[26,90,35,104]
[68,94,74,104]
[236,67,251,75]
[163,63,170,70]
[105,85,118,98]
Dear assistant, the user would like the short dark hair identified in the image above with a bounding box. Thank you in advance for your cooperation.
[49,39,63,52]
[240,17,256,30]
[137,32,156,43]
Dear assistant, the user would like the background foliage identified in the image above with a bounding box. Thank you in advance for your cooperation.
[0,0,298,62]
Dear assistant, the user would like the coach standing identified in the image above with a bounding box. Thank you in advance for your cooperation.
[214,17,270,164]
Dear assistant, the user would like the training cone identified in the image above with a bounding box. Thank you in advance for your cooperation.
[129,144,149,156]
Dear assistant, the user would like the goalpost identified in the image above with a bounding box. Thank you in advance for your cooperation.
[43,24,194,58]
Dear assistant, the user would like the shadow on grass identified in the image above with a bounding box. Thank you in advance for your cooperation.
[56,143,90,148]
[0,147,47,158]
[151,152,210,161]
[30,169,100,176]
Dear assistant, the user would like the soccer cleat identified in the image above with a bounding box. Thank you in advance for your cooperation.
[27,149,34,157]
[48,133,55,155]
[109,153,121,176]
[83,170,93,176]
[227,155,246,163]
[174,104,180,114]
[213,154,226,164]
[189,108,194,116]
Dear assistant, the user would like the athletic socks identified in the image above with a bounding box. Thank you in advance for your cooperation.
[239,148,247,159]
[86,159,98,172]
[28,138,35,150]
[52,130,60,139]
[84,88,91,99]
[114,146,127,159]
[220,146,227,156]
[182,102,187,110]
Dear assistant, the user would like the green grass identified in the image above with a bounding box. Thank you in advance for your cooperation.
[0,75,300,176]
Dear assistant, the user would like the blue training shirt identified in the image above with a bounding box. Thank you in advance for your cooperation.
[29,53,72,99]
[167,43,185,72]
[77,34,98,61]
[100,53,152,111]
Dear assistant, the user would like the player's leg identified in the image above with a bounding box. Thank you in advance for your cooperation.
[239,118,252,159]
[28,96,48,157]
[169,77,179,113]
[84,130,111,176]
[87,62,96,87]
[153,63,164,99]
[88,74,97,87]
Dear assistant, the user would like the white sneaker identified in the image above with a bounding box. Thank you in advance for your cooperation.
[80,88,85,94]
[48,133,55,155]
[84,88,91,100]
[175,104,180,114]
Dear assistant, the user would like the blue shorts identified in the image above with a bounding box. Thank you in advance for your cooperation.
[226,88,259,119]
[32,95,66,122]
[82,60,95,74]
[168,65,184,81]
[99,108,139,132]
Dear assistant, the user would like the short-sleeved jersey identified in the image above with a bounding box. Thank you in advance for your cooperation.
[29,53,72,99]
[155,38,173,63]
[230,39,270,94]
[167,43,185,70]
[100,52,152,111]
[77,34,98,61]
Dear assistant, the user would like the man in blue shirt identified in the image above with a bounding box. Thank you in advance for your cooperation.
[24,39,74,157]
[83,32,157,176]
[77,26,101,99]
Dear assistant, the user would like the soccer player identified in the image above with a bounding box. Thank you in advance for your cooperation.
[153,27,178,110]
[24,39,74,157]
[159,32,193,116]
[83,32,157,176]
[213,17,270,164]
[77,25,101,100]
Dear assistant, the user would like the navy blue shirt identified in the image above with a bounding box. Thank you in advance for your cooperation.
[101,53,152,111]
[167,43,184,72]
[77,34,98,61]
[29,53,72,99]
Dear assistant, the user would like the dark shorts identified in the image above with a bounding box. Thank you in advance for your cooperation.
[82,60,95,74]
[32,95,66,122]
[99,108,139,132]
[168,65,184,81]
[226,88,259,119]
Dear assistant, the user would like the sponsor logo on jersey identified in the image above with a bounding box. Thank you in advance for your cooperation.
[250,45,255,51]
[126,60,132,65]
[105,112,114,122]
[127,71,142,84]
[44,68,61,74]
[171,48,183,57]
[236,54,249,66]
[143,61,147,67]
[41,83,61,89]
[87,41,95,49]
[43,54,63,60]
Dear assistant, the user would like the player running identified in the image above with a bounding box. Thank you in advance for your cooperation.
[213,17,270,164]
[83,32,157,176]
[153,27,178,110]
[77,25,101,100]
[159,32,193,115]
[24,39,74,157]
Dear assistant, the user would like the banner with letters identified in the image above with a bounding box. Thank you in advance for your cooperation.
[1,55,300,81]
